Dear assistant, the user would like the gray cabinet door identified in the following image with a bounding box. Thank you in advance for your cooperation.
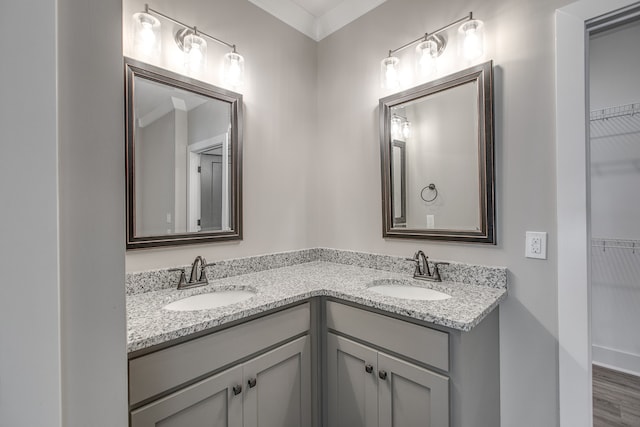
[327,333,378,427]
[378,352,449,427]
[130,364,243,427]
[243,336,311,427]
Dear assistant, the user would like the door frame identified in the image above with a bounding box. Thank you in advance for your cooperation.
[555,1,640,426]
[187,133,229,232]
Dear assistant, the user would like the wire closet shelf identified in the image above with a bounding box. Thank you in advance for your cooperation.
[590,102,640,121]
[592,238,640,253]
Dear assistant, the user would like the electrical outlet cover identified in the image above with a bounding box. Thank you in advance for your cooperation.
[526,231,547,259]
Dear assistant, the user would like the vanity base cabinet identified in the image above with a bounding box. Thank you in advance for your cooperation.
[327,333,449,427]
[130,365,243,427]
[243,335,311,427]
[326,333,378,427]
[128,303,312,427]
[325,300,500,427]
[132,336,310,427]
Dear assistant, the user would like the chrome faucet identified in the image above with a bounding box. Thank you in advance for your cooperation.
[406,250,449,282]
[169,256,214,290]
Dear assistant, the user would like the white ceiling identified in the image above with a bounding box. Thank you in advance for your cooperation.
[248,0,387,41]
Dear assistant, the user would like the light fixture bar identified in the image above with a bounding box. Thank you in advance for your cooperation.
[387,12,473,56]
[145,4,237,51]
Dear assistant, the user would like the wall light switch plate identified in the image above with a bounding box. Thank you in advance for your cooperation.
[525,231,547,259]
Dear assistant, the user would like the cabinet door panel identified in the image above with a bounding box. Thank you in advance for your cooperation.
[327,333,378,427]
[243,336,311,427]
[130,365,243,427]
[378,353,449,427]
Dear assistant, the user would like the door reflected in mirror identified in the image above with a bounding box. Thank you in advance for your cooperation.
[126,58,243,249]
[380,61,495,243]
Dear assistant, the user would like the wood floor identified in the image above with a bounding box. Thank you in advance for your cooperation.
[593,364,640,426]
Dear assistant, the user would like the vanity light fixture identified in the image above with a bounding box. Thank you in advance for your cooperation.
[381,12,484,89]
[133,4,245,87]
[391,114,411,140]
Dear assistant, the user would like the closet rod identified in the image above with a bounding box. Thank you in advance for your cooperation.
[590,102,640,121]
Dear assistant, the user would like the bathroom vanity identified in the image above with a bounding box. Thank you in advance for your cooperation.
[129,304,312,426]
[126,251,506,427]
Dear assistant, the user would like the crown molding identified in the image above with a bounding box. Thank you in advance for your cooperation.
[248,0,387,41]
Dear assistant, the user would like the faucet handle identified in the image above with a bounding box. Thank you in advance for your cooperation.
[168,268,187,289]
[432,262,449,281]
[405,257,421,276]
[198,258,209,283]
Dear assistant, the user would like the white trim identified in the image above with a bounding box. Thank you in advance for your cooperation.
[187,134,230,232]
[315,0,387,40]
[593,345,640,377]
[248,0,317,39]
[555,1,640,426]
[247,0,387,41]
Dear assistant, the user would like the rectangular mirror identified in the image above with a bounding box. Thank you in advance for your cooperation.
[379,61,495,243]
[125,58,243,249]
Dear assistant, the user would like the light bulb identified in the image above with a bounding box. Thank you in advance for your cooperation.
[459,20,484,61]
[380,56,400,89]
[463,29,481,59]
[401,121,411,139]
[416,40,437,76]
[140,22,155,45]
[189,44,203,67]
[183,34,207,73]
[224,52,244,87]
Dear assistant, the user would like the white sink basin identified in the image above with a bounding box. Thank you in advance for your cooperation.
[163,289,256,311]
[367,279,451,301]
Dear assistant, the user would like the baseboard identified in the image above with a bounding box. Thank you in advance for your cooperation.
[592,344,640,377]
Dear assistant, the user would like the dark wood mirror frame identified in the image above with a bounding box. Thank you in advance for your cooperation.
[379,61,495,244]
[125,58,243,249]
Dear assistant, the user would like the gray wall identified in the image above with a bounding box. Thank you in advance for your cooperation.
[188,100,231,145]
[1,0,127,426]
[313,0,570,425]
[57,0,127,424]
[138,111,177,235]
[0,1,62,425]
[124,0,318,271]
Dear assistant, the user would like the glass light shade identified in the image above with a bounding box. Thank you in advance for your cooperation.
[416,40,438,76]
[458,19,484,61]
[223,52,245,87]
[380,56,400,90]
[390,115,402,140]
[133,12,161,57]
[401,121,411,139]
[183,34,207,73]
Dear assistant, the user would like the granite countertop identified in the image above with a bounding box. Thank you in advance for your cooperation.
[127,260,507,353]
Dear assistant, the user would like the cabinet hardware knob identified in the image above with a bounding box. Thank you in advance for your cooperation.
[248,378,257,388]
[378,370,388,380]
[365,364,374,374]
[232,385,242,395]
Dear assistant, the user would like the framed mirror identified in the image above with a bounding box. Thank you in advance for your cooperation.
[379,61,495,243]
[125,58,243,249]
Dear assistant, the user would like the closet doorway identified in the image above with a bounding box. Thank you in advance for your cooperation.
[589,16,640,427]
[556,1,640,426]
